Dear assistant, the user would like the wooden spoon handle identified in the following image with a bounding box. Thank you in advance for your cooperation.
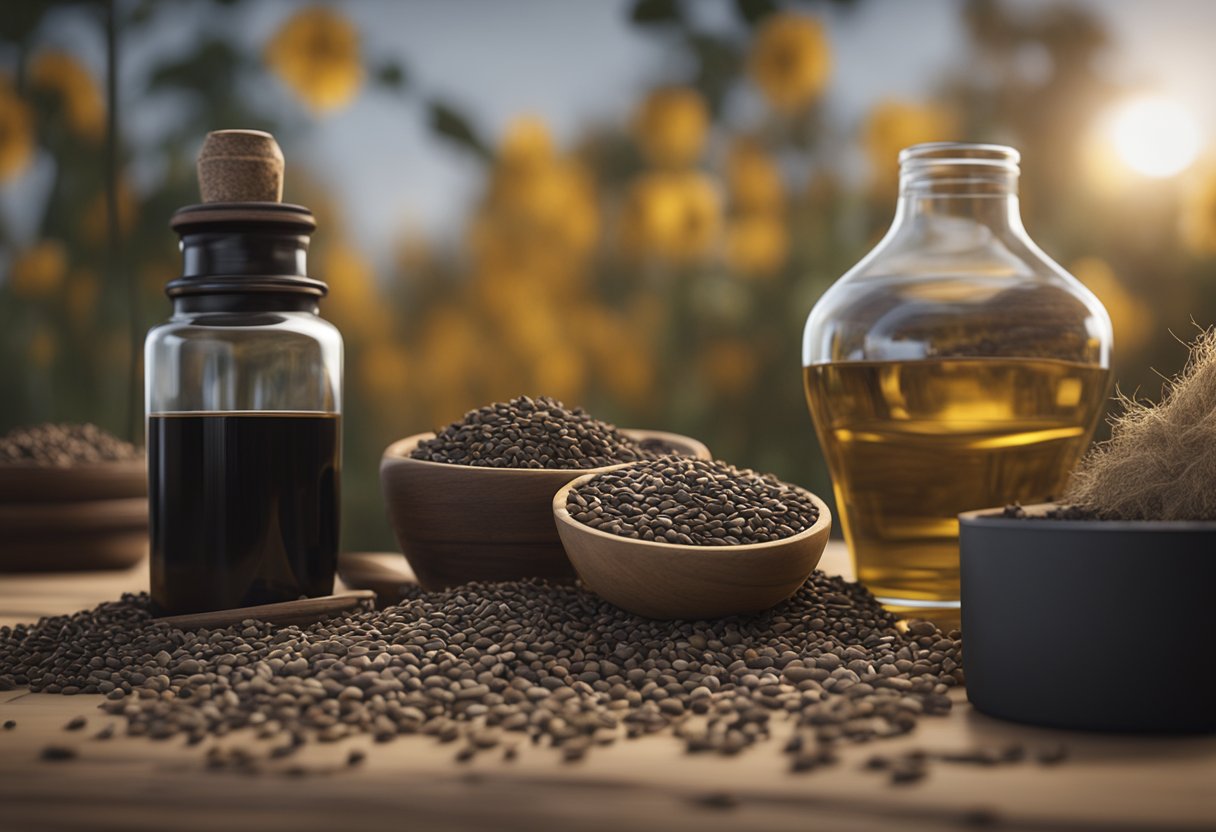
[338,551,418,603]
[155,591,375,629]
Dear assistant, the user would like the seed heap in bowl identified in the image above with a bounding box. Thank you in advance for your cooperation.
[567,457,819,546]
[0,575,971,781]
[410,396,655,469]
[0,423,139,466]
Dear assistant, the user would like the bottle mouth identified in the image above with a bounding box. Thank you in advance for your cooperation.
[899,142,1020,170]
[899,142,1019,195]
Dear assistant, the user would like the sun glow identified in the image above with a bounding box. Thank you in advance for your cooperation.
[1105,96,1201,178]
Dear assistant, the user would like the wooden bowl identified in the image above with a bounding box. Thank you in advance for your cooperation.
[0,531,147,572]
[0,459,148,572]
[0,497,148,572]
[0,458,146,503]
[380,430,711,590]
[552,474,832,619]
[960,504,1216,733]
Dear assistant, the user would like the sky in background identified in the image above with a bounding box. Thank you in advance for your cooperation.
[289,0,962,251]
[9,0,1216,266]
[271,0,1216,258]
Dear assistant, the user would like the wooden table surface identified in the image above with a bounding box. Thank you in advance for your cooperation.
[1,543,1213,832]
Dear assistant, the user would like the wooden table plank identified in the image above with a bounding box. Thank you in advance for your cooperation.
[1,543,1213,832]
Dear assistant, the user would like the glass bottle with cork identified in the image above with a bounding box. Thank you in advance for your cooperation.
[803,143,1112,615]
[145,130,342,615]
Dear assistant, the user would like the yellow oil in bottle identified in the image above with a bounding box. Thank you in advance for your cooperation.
[804,357,1110,608]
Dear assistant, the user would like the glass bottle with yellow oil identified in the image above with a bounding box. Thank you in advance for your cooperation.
[803,143,1112,614]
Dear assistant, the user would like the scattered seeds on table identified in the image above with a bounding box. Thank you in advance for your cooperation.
[94,725,115,741]
[890,760,927,785]
[2,720,14,730]
[411,396,656,469]
[0,423,139,466]
[567,456,819,546]
[346,749,365,767]
[0,573,963,779]
[1001,503,1099,521]
[1036,745,1069,765]
[40,745,77,762]
[64,716,87,731]
[962,808,1002,827]
[691,791,739,810]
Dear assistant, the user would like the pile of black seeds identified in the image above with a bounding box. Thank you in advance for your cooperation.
[411,396,656,469]
[567,457,819,546]
[0,574,965,777]
[0,423,139,466]
[1000,504,1100,521]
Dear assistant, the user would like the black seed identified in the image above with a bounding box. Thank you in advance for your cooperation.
[0,568,961,773]
[691,791,738,810]
[1036,745,1068,766]
[410,396,659,469]
[890,763,926,784]
[568,457,818,546]
[0,423,138,466]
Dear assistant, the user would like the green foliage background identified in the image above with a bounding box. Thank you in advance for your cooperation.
[1,0,1211,551]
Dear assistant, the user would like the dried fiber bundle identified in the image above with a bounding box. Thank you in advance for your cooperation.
[1064,330,1216,521]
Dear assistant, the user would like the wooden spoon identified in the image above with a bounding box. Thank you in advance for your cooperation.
[337,551,418,606]
[156,591,375,629]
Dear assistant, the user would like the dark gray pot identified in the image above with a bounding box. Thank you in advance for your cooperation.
[959,506,1216,733]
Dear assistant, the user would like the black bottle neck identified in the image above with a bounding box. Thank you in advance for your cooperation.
[180,229,310,279]
[167,202,327,314]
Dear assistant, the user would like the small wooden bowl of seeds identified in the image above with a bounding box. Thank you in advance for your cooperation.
[553,458,832,619]
[380,397,710,590]
[0,423,148,572]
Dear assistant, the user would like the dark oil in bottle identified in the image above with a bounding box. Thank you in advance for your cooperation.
[148,411,340,615]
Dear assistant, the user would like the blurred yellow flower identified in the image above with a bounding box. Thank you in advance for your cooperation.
[534,349,586,402]
[64,268,100,328]
[418,305,484,420]
[359,341,411,404]
[482,117,600,261]
[700,339,758,397]
[499,116,554,169]
[1181,165,1216,256]
[863,100,958,188]
[0,76,34,181]
[265,6,363,113]
[9,240,68,299]
[317,240,390,337]
[620,170,722,263]
[568,305,656,406]
[1070,257,1152,355]
[601,340,654,406]
[725,213,788,278]
[80,180,139,244]
[488,275,564,359]
[486,162,599,257]
[30,51,105,140]
[726,138,783,214]
[633,87,709,168]
[749,13,831,113]
[28,325,57,369]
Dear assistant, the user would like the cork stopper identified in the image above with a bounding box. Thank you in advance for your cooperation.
[197,129,284,203]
